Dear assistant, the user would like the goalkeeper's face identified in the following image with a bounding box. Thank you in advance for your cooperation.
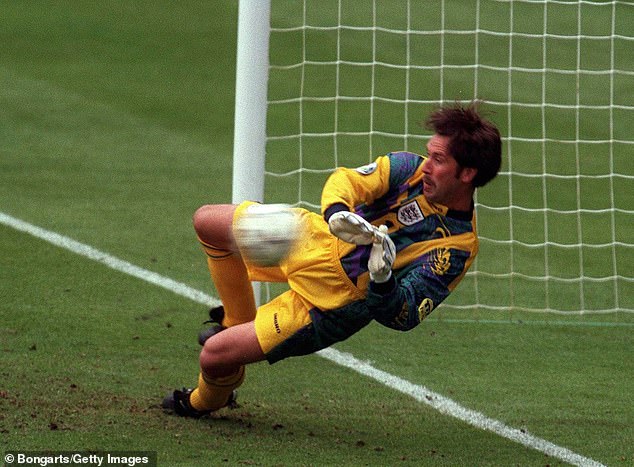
[422,134,476,210]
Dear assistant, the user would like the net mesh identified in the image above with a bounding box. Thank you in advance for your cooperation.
[265,0,634,315]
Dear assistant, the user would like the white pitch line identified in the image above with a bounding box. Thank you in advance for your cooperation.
[0,211,604,467]
[0,212,221,308]
[317,348,604,467]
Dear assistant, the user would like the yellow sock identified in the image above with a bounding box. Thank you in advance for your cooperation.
[189,367,245,412]
[199,239,257,327]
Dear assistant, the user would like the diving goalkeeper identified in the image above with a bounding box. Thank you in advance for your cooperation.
[162,103,502,417]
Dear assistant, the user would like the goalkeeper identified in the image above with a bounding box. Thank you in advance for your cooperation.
[163,103,502,417]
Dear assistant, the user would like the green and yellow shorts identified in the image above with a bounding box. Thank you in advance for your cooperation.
[233,201,371,363]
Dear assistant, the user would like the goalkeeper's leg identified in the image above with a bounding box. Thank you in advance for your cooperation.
[189,321,264,412]
[193,204,257,327]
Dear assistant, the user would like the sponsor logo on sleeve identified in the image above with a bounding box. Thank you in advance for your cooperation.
[355,162,378,175]
[418,298,434,320]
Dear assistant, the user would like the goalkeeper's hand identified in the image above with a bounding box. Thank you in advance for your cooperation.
[368,225,396,283]
[328,211,377,245]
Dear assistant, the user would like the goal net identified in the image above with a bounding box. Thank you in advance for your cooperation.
[256,0,634,317]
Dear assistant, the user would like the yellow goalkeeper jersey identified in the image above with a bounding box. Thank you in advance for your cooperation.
[321,151,478,330]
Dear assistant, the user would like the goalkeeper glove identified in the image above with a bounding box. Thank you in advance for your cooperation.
[328,211,376,245]
[368,225,396,283]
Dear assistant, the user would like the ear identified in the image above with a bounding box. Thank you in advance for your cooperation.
[459,167,478,184]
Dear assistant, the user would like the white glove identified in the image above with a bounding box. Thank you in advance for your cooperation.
[328,211,376,245]
[368,225,396,283]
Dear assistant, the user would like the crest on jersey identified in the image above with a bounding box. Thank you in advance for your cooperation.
[355,162,377,175]
[397,200,424,226]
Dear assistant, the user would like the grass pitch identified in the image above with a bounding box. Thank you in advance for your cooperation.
[1,1,632,466]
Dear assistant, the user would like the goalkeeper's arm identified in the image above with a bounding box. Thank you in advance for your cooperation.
[320,156,391,220]
[327,213,432,331]
[368,225,395,283]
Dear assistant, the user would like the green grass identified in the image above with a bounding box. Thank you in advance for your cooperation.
[1,1,633,466]
[4,228,631,465]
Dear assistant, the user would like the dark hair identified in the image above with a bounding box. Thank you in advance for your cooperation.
[425,102,502,187]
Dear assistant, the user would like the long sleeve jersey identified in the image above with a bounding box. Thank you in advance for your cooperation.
[321,151,479,331]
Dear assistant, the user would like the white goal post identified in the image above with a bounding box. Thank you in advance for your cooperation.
[233,0,634,317]
[232,0,270,204]
[232,0,272,305]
